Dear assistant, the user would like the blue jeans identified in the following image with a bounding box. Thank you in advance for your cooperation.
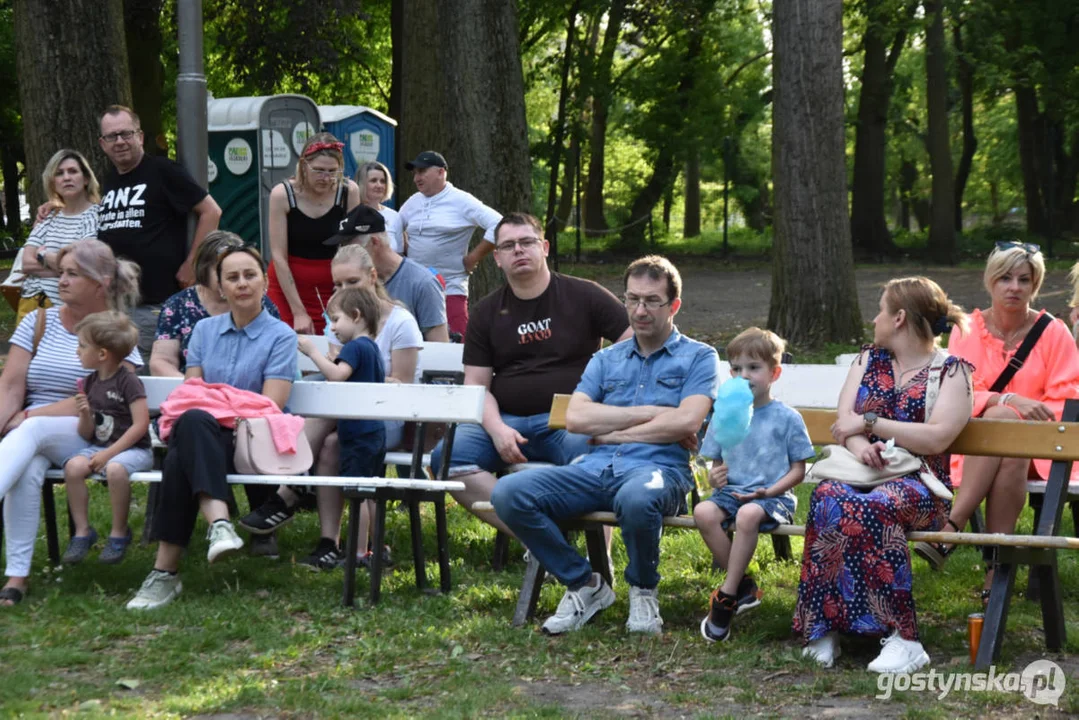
[430,412,590,477]
[491,463,690,590]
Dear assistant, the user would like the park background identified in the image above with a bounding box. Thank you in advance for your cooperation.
[0,1,1078,718]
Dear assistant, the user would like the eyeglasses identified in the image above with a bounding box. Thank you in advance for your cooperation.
[305,162,342,179]
[623,294,672,311]
[995,240,1041,255]
[494,237,542,254]
[100,130,140,143]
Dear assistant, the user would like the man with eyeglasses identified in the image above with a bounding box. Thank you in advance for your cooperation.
[397,151,502,337]
[96,104,222,365]
[492,255,719,636]
[430,212,631,536]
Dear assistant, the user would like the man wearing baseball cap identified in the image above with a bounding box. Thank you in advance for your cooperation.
[398,150,502,337]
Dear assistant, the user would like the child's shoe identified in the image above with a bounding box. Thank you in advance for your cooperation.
[700,588,737,642]
[735,575,763,615]
[62,527,98,564]
[99,529,133,564]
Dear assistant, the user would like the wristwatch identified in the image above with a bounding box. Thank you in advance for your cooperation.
[36,249,47,269]
[863,411,879,436]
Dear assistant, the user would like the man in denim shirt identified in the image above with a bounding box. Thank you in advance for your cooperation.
[492,256,718,635]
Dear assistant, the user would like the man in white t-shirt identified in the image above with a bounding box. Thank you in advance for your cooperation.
[397,151,502,338]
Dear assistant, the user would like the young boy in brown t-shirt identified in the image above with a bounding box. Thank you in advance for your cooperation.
[62,311,152,565]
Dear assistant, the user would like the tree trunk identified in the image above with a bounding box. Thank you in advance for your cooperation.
[952,22,976,233]
[849,0,906,258]
[924,0,956,262]
[768,0,862,346]
[399,0,445,207]
[1013,84,1048,237]
[125,0,165,155]
[582,0,626,238]
[436,0,531,301]
[14,0,132,208]
[662,184,673,230]
[389,0,404,189]
[898,157,917,231]
[544,0,581,263]
[1,143,21,238]
[555,128,579,230]
[683,149,701,237]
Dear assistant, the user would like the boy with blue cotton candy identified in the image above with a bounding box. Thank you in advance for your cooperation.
[695,327,814,643]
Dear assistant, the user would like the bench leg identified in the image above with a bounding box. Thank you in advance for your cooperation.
[42,482,61,565]
[513,552,547,627]
[585,528,613,587]
[407,494,428,592]
[975,560,1017,669]
[369,498,388,605]
[1071,500,1079,538]
[434,494,452,594]
[492,531,510,571]
[771,534,792,561]
[341,496,362,608]
[1037,554,1066,651]
[1026,497,1044,601]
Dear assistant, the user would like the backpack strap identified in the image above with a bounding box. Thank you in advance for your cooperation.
[989,311,1053,393]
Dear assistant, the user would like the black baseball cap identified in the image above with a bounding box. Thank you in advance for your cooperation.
[404,150,448,170]
[324,205,387,246]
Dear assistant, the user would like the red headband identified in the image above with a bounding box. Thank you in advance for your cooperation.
[303,141,344,157]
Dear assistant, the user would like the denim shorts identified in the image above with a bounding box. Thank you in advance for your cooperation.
[340,436,386,479]
[431,412,590,478]
[704,486,796,532]
[64,445,154,477]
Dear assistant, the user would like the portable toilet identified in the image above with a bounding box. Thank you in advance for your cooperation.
[318,105,398,206]
[207,95,321,254]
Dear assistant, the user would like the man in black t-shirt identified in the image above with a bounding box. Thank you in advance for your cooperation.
[429,212,631,534]
[96,105,222,362]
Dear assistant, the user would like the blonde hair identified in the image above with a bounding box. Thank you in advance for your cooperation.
[726,327,787,368]
[75,310,139,358]
[883,276,968,343]
[1067,261,1079,308]
[356,161,395,206]
[331,244,395,306]
[43,149,101,206]
[56,239,140,313]
[327,286,382,338]
[295,132,344,193]
[984,245,1045,301]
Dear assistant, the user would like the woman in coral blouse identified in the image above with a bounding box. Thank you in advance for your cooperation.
[914,242,1079,597]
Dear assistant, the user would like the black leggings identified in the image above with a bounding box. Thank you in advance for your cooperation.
[154,409,272,546]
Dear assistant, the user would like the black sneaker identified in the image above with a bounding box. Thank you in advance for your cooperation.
[299,539,343,571]
[735,576,763,615]
[239,495,295,535]
[249,533,279,560]
[700,589,737,643]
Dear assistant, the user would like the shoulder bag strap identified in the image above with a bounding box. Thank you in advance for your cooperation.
[924,350,948,419]
[989,311,1053,393]
[282,181,297,210]
[32,307,47,357]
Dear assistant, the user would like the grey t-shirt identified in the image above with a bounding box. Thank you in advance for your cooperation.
[384,257,448,334]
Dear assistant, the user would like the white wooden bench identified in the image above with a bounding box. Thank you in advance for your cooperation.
[15,377,484,606]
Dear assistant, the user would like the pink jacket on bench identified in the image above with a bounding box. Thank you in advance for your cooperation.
[158,378,306,454]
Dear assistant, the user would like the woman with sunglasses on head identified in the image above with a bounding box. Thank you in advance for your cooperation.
[150,230,280,377]
[266,133,360,335]
[16,149,101,325]
[914,242,1079,600]
[355,161,406,255]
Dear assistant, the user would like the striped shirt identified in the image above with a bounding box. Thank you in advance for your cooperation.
[22,207,99,304]
[10,308,142,409]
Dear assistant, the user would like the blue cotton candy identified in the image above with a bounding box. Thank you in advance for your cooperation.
[711,376,754,449]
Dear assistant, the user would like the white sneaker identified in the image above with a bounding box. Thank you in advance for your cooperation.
[126,570,182,610]
[867,631,930,673]
[626,586,663,635]
[206,521,244,563]
[802,631,841,668]
[541,573,616,635]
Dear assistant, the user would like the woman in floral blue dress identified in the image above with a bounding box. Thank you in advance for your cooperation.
[150,231,279,376]
[793,277,973,673]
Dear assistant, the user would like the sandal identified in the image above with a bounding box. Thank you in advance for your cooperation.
[912,519,959,571]
[0,586,26,606]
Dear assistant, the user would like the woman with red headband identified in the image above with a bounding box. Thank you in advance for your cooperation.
[266,132,360,334]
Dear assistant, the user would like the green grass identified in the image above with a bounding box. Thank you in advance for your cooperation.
[1,484,1075,718]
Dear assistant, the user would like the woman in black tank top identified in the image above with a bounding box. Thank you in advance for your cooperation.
[266,133,360,334]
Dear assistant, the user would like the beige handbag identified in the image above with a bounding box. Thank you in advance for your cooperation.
[233,418,313,475]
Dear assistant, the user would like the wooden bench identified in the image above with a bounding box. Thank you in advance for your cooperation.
[476,393,1079,669]
[4,376,484,607]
